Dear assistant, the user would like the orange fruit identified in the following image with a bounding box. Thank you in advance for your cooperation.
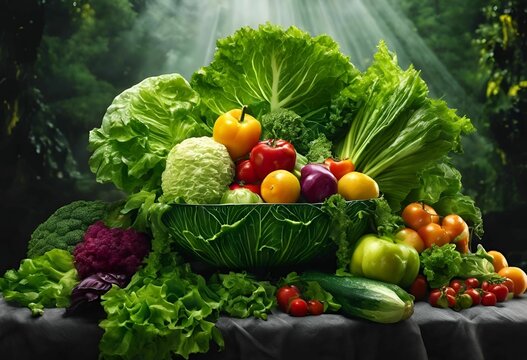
[498,266,527,296]
[487,250,508,272]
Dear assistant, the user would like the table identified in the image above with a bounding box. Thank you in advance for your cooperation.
[1,296,526,360]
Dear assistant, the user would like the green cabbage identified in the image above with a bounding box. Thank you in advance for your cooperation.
[191,23,359,137]
[161,137,234,204]
[162,200,375,269]
[88,74,209,193]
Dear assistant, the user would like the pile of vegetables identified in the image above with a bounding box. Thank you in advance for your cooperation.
[1,23,526,360]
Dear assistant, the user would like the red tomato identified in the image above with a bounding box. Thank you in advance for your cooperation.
[443,286,456,297]
[401,202,440,231]
[409,275,428,301]
[276,285,300,312]
[235,159,259,184]
[489,283,509,302]
[323,158,355,180]
[481,280,490,291]
[429,289,444,308]
[249,139,296,180]
[449,279,465,294]
[481,291,497,306]
[307,300,324,316]
[445,294,457,308]
[465,277,480,289]
[418,223,450,248]
[289,298,308,317]
[465,288,481,306]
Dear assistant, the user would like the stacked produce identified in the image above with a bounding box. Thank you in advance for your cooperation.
[1,23,526,360]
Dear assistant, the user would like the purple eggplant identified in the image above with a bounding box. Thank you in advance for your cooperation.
[300,164,338,203]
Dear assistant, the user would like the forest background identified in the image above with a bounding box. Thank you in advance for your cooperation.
[1,0,525,272]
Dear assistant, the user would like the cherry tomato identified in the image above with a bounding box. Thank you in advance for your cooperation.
[449,279,465,294]
[481,291,497,306]
[235,159,259,184]
[395,228,425,253]
[428,289,443,308]
[276,285,300,312]
[250,139,296,180]
[213,106,262,160]
[409,274,428,301]
[401,202,440,231]
[418,223,450,249]
[307,300,324,316]
[465,277,480,289]
[464,288,481,306]
[443,286,456,297]
[261,170,301,203]
[445,294,457,308]
[481,280,490,291]
[456,293,473,310]
[489,283,509,302]
[441,214,467,241]
[323,158,355,180]
[289,298,308,317]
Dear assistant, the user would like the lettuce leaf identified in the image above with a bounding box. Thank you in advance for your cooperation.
[88,74,209,194]
[0,249,78,316]
[335,42,474,211]
[99,253,224,360]
[191,23,359,138]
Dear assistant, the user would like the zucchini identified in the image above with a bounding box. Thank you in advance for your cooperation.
[300,271,414,324]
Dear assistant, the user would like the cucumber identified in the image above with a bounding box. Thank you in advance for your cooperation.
[300,271,414,324]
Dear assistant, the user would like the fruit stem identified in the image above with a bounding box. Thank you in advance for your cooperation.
[240,105,248,122]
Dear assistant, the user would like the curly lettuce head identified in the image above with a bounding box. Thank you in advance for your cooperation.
[161,137,234,204]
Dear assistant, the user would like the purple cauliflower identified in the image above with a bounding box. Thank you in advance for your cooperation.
[73,221,150,279]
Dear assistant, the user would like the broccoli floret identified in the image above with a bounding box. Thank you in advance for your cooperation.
[27,200,111,258]
[261,109,310,153]
[306,134,333,163]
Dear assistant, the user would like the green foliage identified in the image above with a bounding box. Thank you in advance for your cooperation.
[475,0,527,206]
[0,249,78,316]
[88,74,210,194]
[191,23,359,133]
[335,42,474,212]
[208,272,276,320]
[99,253,224,360]
[26,200,110,258]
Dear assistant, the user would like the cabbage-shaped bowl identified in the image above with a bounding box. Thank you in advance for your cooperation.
[161,200,376,270]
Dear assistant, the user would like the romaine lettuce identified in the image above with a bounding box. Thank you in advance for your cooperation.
[335,42,474,212]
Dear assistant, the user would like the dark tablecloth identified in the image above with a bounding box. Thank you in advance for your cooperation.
[1,296,526,360]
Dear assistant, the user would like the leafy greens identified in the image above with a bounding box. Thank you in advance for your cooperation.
[335,42,474,212]
[88,74,209,193]
[0,249,78,316]
[191,23,359,139]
